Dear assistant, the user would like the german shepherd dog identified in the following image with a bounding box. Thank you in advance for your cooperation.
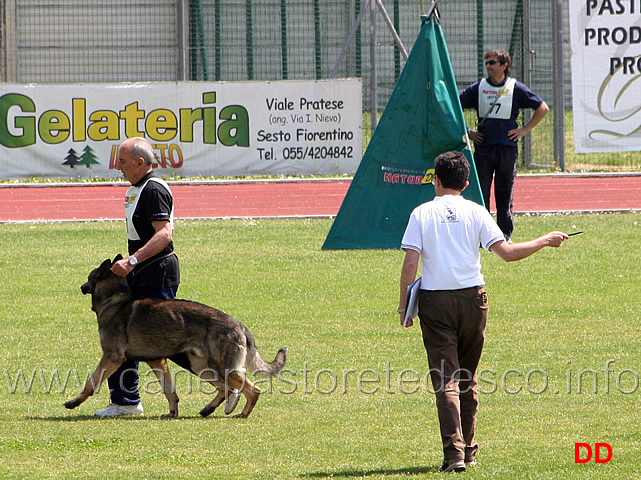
[64,255,286,419]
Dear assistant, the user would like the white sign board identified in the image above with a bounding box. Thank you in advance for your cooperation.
[568,1,641,153]
[0,79,362,179]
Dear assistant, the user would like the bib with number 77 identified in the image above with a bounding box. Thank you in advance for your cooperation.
[478,77,516,120]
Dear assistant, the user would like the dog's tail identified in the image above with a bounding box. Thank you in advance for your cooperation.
[244,329,286,378]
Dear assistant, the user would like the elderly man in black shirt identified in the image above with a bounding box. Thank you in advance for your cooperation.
[95,137,180,417]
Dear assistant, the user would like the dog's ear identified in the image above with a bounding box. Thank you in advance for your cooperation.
[112,254,123,264]
[99,258,112,271]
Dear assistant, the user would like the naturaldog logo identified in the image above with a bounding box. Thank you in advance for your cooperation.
[380,165,435,186]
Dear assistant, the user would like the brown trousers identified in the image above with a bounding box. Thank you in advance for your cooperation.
[418,286,488,463]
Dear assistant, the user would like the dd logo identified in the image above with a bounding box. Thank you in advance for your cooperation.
[575,443,613,464]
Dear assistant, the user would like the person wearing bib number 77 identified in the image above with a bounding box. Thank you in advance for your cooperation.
[459,49,549,243]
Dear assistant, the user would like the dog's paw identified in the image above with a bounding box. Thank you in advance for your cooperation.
[199,406,215,418]
[64,400,78,409]
[161,411,178,419]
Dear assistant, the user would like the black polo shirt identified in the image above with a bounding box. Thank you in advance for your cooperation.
[124,172,180,290]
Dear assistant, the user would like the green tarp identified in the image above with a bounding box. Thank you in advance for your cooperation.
[322,16,483,250]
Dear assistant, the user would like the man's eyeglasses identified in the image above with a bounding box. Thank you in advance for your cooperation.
[485,60,499,66]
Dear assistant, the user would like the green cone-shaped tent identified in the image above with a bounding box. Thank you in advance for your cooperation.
[322,15,483,250]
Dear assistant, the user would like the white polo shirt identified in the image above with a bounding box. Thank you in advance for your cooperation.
[401,195,504,290]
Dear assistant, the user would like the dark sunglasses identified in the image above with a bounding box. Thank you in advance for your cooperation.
[485,60,499,66]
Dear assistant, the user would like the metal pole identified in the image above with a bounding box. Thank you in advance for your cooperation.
[375,0,408,60]
[246,0,254,80]
[522,0,533,167]
[176,0,189,81]
[314,0,322,80]
[215,0,222,80]
[191,0,209,81]
[4,0,18,82]
[356,0,362,78]
[423,1,439,22]
[331,0,370,79]
[280,0,289,79]
[476,0,484,80]
[370,0,378,131]
[393,0,401,79]
[331,0,408,78]
[552,0,566,170]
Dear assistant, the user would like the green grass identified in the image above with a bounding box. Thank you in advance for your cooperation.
[1,215,641,479]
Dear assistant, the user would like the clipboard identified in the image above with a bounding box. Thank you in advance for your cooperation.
[403,277,421,327]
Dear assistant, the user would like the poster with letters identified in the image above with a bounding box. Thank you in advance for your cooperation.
[569,1,641,153]
[0,79,362,179]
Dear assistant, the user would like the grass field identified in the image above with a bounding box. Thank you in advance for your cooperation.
[1,214,641,479]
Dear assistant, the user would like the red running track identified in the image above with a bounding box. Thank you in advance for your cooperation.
[1,175,640,222]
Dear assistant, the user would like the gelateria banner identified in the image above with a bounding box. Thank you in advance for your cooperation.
[569,1,641,153]
[0,79,362,179]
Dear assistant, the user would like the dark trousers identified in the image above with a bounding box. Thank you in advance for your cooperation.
[108,285,179,406]
[474,145,518,237]
[418,287,488,463]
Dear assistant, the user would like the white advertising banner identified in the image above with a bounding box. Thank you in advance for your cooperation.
[0,79,362,179]
[569,1,641,153]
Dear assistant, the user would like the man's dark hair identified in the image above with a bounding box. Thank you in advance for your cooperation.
[434,151,470,191]
[485,49,511,76]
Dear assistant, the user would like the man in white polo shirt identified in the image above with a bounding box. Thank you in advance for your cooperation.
[398,151,567,472]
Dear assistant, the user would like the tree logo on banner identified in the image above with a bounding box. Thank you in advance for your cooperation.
[62,145,101,169]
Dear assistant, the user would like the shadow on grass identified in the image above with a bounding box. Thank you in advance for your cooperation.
[27,414,231,421]
[301,465,439,478]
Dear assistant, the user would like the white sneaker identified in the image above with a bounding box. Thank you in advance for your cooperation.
[95,403,144,417]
